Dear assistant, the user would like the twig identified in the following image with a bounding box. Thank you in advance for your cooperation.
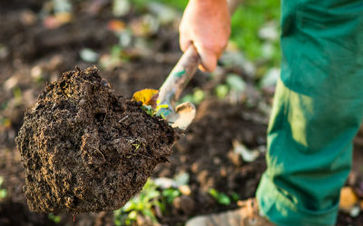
[118,115,129,123]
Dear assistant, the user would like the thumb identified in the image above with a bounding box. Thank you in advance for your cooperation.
[194,45,218,72]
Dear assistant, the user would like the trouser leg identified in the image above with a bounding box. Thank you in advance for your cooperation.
[256,0,363,225]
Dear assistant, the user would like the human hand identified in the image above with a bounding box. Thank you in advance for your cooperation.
[179,0,231,72]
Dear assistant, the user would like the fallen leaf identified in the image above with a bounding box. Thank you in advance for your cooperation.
[107,19,126,33]
[232,140,259,162]
[339,187,359,212]
[4,76,18,91]
[43,12,72,29]
[55,12,72,23]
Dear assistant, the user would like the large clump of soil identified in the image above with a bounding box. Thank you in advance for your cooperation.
[15,67,178,213]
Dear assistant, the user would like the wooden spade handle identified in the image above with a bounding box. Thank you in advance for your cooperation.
[158,45,200,106]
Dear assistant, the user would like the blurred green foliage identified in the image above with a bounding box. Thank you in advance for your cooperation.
[180,88,205,105]
[162,188,181,204]
[153,0,187,10]
[48,213,61,224]
[131,0,186,10]
[231,0,281,65]
[208,188,231,206]
[113,179,182,225]
[114,180,162,225]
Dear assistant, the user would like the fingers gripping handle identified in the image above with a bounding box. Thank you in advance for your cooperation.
[158,45,200,106]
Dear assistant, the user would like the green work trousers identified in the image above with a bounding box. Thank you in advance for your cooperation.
[256,0,363,225]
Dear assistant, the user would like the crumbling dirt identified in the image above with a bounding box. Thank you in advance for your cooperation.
[15,67,178,213]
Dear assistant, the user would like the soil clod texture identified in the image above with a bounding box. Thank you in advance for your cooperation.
[15,67,178,213]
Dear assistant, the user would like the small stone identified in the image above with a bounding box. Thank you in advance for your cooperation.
[154,177,176,189]
[79,99,86,106]
[258,21,279,41]
[179,185,191,196]
[213,157,221,165]
[191,162,199,173]
[31,66,43,81]
[173,195,195,215]
[350,206,360,218]
[227,151,241,166]
[4,76,18,91]
[219,167,227,177]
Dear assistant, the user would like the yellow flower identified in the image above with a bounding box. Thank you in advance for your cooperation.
[132,89,159,108]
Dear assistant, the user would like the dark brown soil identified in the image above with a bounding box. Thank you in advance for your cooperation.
[15,67,178,213]
[0,200,55,226]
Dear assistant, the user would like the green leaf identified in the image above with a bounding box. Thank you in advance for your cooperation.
[0,189,7,199]
[128,210,137,220]
[215,84,229,99]
[193,89,205,104]
[217,194,231,205]
[113,179,164,225]
[231,192,240,202]
[132,143,140,151]
[111,45,122,58]
[180,94,194,104]
[142,209,157,223]
[208,188,218,197]
[48,213,61,224]
[162,188,181,203]
[208,188,231,206]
